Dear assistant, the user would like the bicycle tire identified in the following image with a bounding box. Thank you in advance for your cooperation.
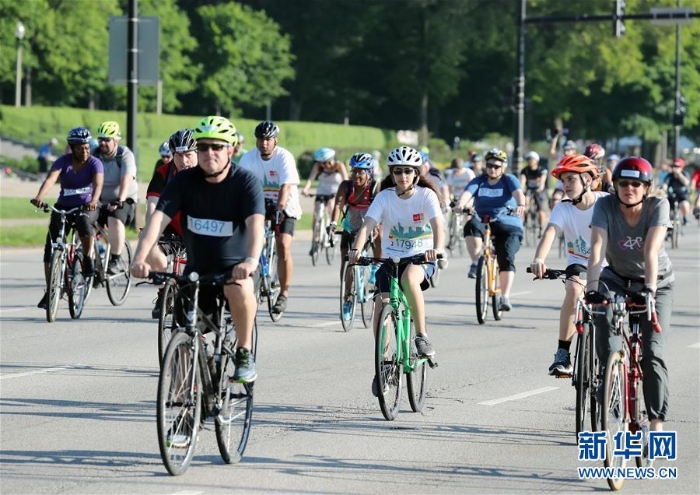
[215,343,254,464]
[158,279,178,366]
[46,249,63,323]
[360,265,373,329]
[375,303,401,420]
[475,256,488,324]
[491,259,502,321]
[406,319,427,412]
[339,262,357,331]
[574,328,590,441]
[671,221,680,249]
[310,240,320,266]
[106,240,133,306]
[324,228,337,265]
[266,245,282,322]
[157,331,202,476]
[602,351,628,491]
[68,250,88,320]
[633,378,653,468]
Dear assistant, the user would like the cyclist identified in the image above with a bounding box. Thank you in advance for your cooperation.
[328,152,381,320]
[530,154,607,377]
[519,151,549,237]
[301,147,348,255]
[583,143,606,191]
[601,154,619,193]
[470,153,484,176]
[661,157,691,225]
[145,129,198,319]
[153,141,173,174]
[239,121,302,315]
[348,146,444,396]
[232,132,247,164]
[445,157,475,201]
[31,127,104,308]
[586,156,673,433]
[131,116,264,382]
[92,121,138,274]
[454,148,525,311]
[420,152,450,206]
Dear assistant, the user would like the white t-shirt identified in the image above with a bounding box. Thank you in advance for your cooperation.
[239,146,302,218]
[446,168,475,197]
[366,186,442,257]
[549,191,608,266]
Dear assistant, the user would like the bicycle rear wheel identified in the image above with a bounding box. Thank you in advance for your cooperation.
[339,262,357,331]
[574,327,591,441]
[68,250,89,320]
[158,279,178,367]
[46,250,63,323]
[157,331,202,476]
[491,260,502,321]
[475,256,488,324]
[215,343,254,464]
[406,319,427,412]
[602,351,628,491]
[106,240,133,306]
[375,303,401,420]
[360,265,374,329]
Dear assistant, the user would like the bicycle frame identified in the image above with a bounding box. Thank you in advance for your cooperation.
[481,217,499,298]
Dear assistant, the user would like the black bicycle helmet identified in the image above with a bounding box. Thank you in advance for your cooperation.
[168,129,197,154]
[254,121,280,139]
[66,127,92,145]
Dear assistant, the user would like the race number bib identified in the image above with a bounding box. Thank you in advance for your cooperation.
[63,186,92,196]
[187,216,233,237]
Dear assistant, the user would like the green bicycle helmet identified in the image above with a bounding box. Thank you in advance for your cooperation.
[97,121,121,139]
[193,116,238,145]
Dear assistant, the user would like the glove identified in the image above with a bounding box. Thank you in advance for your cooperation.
[584,290,607,305]
[629,288,654,306]
[326,222,336,237]
[111,199,124,209]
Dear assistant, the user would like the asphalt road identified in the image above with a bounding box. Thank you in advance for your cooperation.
[1,230,698,494]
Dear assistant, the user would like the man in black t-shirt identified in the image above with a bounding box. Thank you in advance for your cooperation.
[131,116,264,383]
[519,151,549,235]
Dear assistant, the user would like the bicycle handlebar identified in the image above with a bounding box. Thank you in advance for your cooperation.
[351,252,444,266]
[140,270,236,287]
[33,201,84,216]
[526,267,568,280]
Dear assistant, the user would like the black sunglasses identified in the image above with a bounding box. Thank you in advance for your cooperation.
[197,143,228,152]
[98,137,112,143]
[392,168,416,176]
[617,180,643,189]
[486,163,502,169]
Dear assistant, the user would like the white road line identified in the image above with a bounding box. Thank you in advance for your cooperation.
[0,364,88,380]
[311,320,341,328]
[0,307,30,315]
[688,342,700,349]
[478,386,559,406]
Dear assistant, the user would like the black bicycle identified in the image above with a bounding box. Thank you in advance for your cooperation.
[156,234,187,365]
[147,271,256,475]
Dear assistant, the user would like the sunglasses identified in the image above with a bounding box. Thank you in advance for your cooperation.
[486,163,502,170]
[392,168,416,176]
[617,180,643,189]
[197,143,229,152]
[98,138,112,143]
[351,168,368,175]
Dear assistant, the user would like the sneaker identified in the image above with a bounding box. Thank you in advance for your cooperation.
[107,256,125,275]
[368,265,379,285]
[371,376,387,397]
[272,294,287,314]
[37,292,48,309]
[548,348,573,377]
[468,262,478,279]
[342,300,353,320]
[499,296,512,312]
[414,334,435,358]
[151,288,165,319]
[166,414,194,448]
[232,348,257,383]
[82,256,95,277]
[682,216,687,226]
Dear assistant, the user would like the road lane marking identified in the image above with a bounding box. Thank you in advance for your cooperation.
[311,320,341,328]
[0,364,88,380]
[688,342,700,349]
[478,386,559,406]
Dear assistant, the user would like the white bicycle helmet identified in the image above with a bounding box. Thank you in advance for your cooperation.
[386,146,422,168]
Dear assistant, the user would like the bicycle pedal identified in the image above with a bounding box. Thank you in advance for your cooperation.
[427,358,438,369]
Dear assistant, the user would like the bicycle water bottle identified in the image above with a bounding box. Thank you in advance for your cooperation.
[261,253,269,276]
[97,242,106,261]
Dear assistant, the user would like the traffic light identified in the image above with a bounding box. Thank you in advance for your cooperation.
[614,0,626,38]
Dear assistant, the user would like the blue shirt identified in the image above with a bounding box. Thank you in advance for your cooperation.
[465,174,522,228]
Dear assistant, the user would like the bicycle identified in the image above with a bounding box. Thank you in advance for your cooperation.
[148,271,256,476]
[527,267,600,441]
[156,234,188,365]
[90,203,133,306]
[309,194,338,266]
[598,290,662,490]
[446,208,466,257]
[523,190,540,247]
[36,203,92,322]
[259,209,282,322]
[355,253,440,421]
[666,196,682,249]
[339,237,374,332]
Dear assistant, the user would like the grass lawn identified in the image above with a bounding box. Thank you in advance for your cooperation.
[0,197,46,219]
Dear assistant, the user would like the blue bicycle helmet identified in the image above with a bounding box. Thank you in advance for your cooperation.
[158,141,172,157]
[349,152,373,169]
[313,147,335,162]
[66,127,92,145]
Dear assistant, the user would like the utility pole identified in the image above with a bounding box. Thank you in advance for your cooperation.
[672,0,683,159]
[127,0,138,162]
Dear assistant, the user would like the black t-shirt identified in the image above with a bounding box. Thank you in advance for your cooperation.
[520,165,547,190]
[157,164,265,274]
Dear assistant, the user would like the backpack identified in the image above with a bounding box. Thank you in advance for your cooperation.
[94,145,125,168]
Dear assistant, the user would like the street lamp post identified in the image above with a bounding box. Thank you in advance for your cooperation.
[15,21,25,107]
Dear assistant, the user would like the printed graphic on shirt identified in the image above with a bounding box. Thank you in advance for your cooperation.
[618,236,643,252]
[566,234,591,259]
[263,170,280,199]
[387,218,432,251]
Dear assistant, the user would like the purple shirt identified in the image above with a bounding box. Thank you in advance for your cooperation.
[51,155,104,208]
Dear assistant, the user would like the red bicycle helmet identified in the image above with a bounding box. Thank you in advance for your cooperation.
[612,157,653,184]
[584,143,605,161]
[672,157,685,169]
[551,154,598,180]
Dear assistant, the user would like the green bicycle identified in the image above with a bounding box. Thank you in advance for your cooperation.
[354,253,439,421]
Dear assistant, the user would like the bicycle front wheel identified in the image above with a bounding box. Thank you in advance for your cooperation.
[475,256,488,324]
[157,331,202,476]
[266,247,282,323]
[339,262,357,331]
[375,303,401,420]
[360,265,374,329]
[406,319,427,412]
[215,343,254,464]
[633,379,653,468]
[574,327,591,441]
[68,250,89,320]
[106,240,133,306]
[158,279,178,366]
[46,250,63,323]
[491,259,502,321]
[325,231,337,265]
[602,351,628,491]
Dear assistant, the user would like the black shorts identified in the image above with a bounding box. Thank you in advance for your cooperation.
[565,263,587,280]
[43,206,99,263]
[264,200,296,236]
[340,231,356,250]
[375,260,435,293]
[99,201,135,226]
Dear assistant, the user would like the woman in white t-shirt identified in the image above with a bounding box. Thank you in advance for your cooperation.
[349,146,445,396]
[530,154,607,378]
